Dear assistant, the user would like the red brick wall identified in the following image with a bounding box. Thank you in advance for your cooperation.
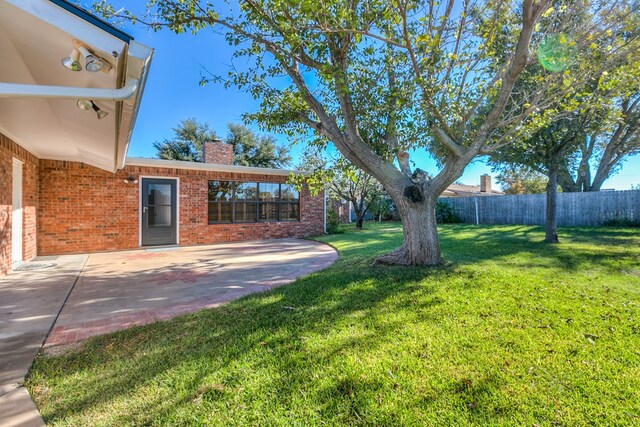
[329,198,351,223]
[38,161,139,254]
[203,141,234,165]
[38,161,324,255]
[0,133,39,275]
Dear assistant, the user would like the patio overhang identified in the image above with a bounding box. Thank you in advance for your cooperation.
[0,0,153,172]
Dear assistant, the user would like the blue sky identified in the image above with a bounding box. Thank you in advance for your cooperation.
[116,5,640,191]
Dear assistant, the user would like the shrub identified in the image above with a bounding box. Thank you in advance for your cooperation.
[602,218,640,227]
[325,209,342,234]
[436,201,461,224]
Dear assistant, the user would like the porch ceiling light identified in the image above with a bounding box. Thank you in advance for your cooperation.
[77,99,109,120]
[61,48,82,71]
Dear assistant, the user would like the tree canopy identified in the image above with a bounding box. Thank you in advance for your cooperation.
[154,118,217,162]
[154,119,291,168]
[494,165,547,195]
[225,123,292,168]
[558,94,640,192]
[295,147,382,228]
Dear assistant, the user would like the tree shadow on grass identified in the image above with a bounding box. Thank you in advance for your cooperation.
[438,224,640,274]
[29,257,457,425]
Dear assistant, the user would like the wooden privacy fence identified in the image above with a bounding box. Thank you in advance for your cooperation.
[440,190,640,226]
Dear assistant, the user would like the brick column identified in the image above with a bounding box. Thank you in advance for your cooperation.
[480,174,491,193]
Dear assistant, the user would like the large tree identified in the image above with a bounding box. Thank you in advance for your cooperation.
[490,12,639,243]
[155,120,291,167]
[225,123,292,168]
[494,165,547,195]
[101,0,640,265]
[557,94,640,192]
[492,118,581,242]
[330,163,382,229]
[294,148,381,229]
[154,118,217,162]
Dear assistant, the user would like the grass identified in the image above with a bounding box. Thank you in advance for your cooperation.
[27,223,640,426]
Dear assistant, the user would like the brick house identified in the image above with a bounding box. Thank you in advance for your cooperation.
[328,198,351,223]
[0,0,324,275]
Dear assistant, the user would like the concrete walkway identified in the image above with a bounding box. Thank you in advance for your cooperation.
[0,239,336,426]
[0,254,87,427]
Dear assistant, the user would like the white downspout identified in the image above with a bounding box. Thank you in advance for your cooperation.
[323,189,327,234]
[0,78,139,101]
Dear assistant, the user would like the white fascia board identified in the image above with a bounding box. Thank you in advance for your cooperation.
[115,42,154,170]
[125,157,310,177]
[128,41,154,62]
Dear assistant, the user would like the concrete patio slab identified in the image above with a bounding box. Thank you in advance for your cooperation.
[45,239,336,346]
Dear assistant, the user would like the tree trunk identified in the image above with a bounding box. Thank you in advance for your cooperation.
[375,195,441,266]
[558,166,579,193]
[353,199,364,229]
[545,166,559,243]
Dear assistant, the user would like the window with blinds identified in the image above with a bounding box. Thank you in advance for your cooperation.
[208,181,300,223]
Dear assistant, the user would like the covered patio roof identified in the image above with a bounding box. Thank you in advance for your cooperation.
[0,0,153,172]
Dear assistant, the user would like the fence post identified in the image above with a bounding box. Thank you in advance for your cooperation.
[474,197,479,225]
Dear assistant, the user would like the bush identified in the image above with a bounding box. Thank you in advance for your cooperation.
[602,218,640,227]
[369,197,397,221]
[436,201,461,224]
[325,209,342,234]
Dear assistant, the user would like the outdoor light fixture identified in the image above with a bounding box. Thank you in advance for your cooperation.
[61,48,82,71]
[61,41,112,73]
[77,99,108,119]
[78,46,105,72]
[123,176,138,184]
[76,99,92,110]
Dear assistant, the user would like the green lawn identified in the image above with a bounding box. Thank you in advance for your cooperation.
[28,224,640,426]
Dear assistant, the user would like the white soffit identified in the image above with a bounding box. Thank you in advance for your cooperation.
[0,0,153,172]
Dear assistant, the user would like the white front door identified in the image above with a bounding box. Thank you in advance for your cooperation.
[12,158,23,267]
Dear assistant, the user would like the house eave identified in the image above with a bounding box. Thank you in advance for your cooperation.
[0,0,153,174]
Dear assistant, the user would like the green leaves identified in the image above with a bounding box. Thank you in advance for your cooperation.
[154,118,218,162]
[537,34,575,73]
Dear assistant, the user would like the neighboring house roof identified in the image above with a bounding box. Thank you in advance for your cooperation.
[441,183,504,197]
[126,157,310,177]
[0,0,153,172]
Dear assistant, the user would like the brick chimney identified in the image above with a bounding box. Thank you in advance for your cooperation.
[480,174,491,193]
[202,140,234,165]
